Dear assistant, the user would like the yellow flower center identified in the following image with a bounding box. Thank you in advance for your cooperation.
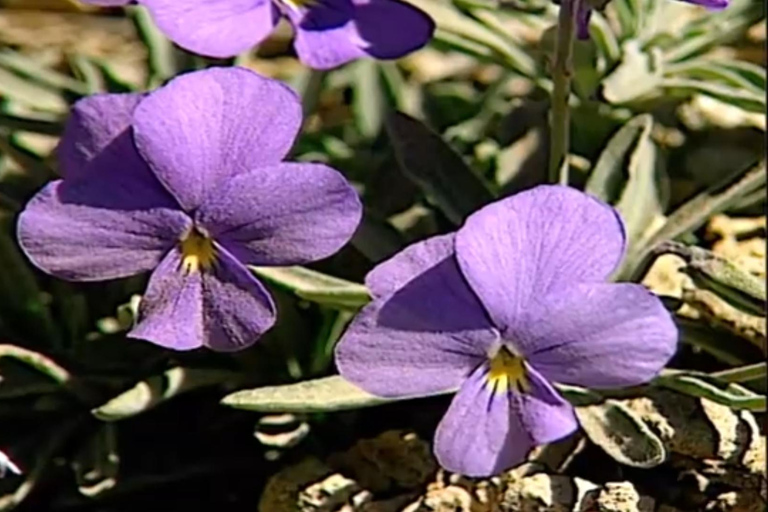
[487,346,530,394]
[179,229,216,274]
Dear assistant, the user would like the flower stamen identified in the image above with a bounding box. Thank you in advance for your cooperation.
[486,346,529,394]
[179,229,216,274]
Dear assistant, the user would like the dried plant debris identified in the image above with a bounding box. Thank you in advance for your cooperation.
[261,392,766,512]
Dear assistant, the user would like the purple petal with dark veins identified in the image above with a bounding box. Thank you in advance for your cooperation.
[130,244,276,351]
[133,67,302,211]
[57,93,143,179]
[516,283,677,388]
[434,363,577,477]
[455,185,626,333]
[335,242,496,398]
[17,131,189,281]
[197,162,361,266]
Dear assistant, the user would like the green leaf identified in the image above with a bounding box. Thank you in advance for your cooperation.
[386,111,494,225]
[575,399,667,468]
[654,373,766,412]
[621,160,766,282]
[251,266,371,309]
[662,78,765,113]
[586,114,666,256]
[92,368,238,422]
[657,242,766,317]
[221,375,400,413]
[351,60,385,139]
[0,67,67,113]
[602,42,664,104]
[586,114,653,203]
[407,0,536,76]
[710,362,766,384]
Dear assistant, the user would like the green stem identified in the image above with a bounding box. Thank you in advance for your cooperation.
[548,0,578,185]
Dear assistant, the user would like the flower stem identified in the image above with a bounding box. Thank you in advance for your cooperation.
[548,0,578,185]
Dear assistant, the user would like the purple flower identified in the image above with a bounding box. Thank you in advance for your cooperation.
[335,186,677,477]
[81,0,434,69]
[18,67,362,351]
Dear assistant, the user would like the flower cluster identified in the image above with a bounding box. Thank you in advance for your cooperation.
[18,68,362,351]
[335,186,677,476]
[81,0,434,69]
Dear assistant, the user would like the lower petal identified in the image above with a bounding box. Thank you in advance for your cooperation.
[142,0,279,58]
[521,283,677,389]
[434,364,577,477]
[130,245,276,351]
[351,0,434,59]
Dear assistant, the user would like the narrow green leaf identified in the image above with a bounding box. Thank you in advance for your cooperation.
[622,160,766,282]
[0,49,88,96]
[602,42,663,104]
[662,78,765,113]
[654,373,766,412]
[93,367,238,422]
[407,0,536,76]
[386,111,494,225]
[221,375,400,413]
[586,114,653,203]
[576,399,667,468]
[0,114,62,136]
[251,266,371,309]
[710,362,767,384]
[0,67,66,113]
[351,60,385,139]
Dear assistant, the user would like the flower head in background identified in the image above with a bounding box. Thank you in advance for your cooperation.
[335,186,677,477]
[18,67,362,351]
[81,0,434,69]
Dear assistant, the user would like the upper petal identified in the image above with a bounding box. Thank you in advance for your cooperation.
[351,0,434,59]
[365,233,454,298]
[455,185,626,332]
[679,0,728,8]
[335,251,496,398]
[141,0,279,58]
[519,283,677,388]
[197,162,362,266]
[130,244,276,351]
[17,132,190,281]
[57,93,143,179]
[434,363,577,477]
[132,67,302,211]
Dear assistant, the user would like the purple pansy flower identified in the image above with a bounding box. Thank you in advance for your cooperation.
[335,186,677,477]
[18,67,362,352]
[80,0,434,69]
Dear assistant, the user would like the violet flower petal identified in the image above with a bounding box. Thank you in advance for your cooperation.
[576,2,592,40]
[132,67,302,212]
[519,283,677,388]
[434,363,577,477]
[335,250,496,398]
[455,185,626,333]
[679,0,728,8]
[57,93,143,179]
[17,133,190,281]
[140,0,279,58]
[291,19,366,70]
[365,233,455,298]
[291,0,434,69]
[130,244,276,351]
[197,163,362,266]
[352,0,435,59]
